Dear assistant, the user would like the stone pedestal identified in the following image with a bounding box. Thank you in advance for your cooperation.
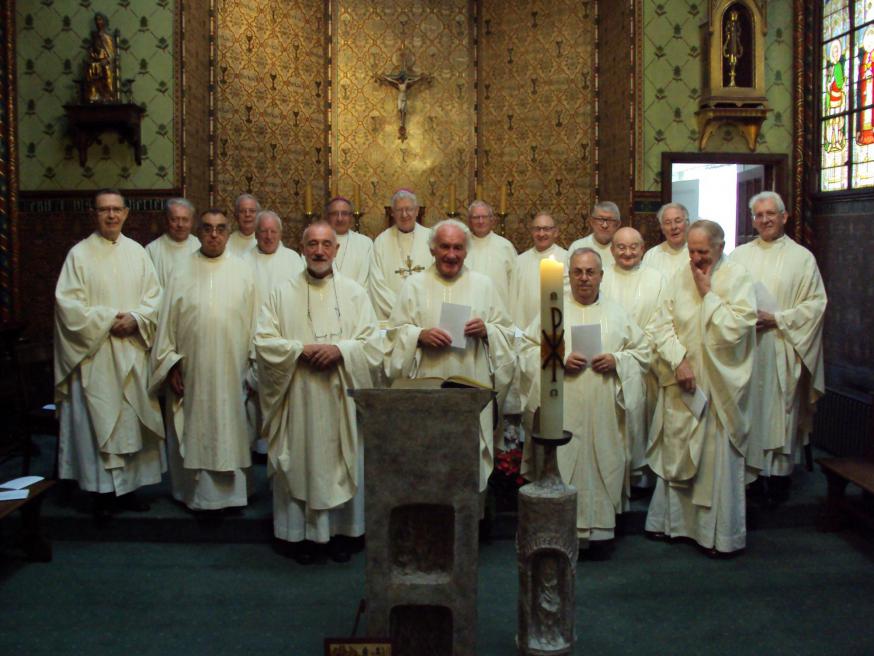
[517,438,577,656]
[352,388,492,656]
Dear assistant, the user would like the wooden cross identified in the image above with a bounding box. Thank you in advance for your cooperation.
[394,255,426,278]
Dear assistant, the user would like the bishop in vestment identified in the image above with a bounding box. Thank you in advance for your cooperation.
[645,220,756,556]
[151,209,257,511]
[255,222,382,564]
[384,219,516,493]
[567,201,621,269]
[519,248,649,558]
[730,192,826,503]
[369,189,432,322]
[54,189,164,509]
[145,197,201,287]
[641,202,690,280]
[326,196,373,287]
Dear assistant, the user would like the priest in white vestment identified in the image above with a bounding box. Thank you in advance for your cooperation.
[641,202,690,280]
[601,227,666,491]
[384,220,516,494]
[255,222,382,564]
[510,212,569,330]
[326,195,373,287]
[226,193,260,256]
[369,189,432,322]
[645,220,756,556]
[151,209,257,511]
[145,197,201,287]
[730,192,826,504]
[244,210,304,454]
[567,201,621,269]
[54,189,165,511]
[465,200,517,312]
[519,248,649,559]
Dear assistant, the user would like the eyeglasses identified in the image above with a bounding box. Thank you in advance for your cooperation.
[393,207,417,216]
[200,224,229,235]
[327,210,354,218]
[590,216,619,225]
[532,226,557,233]
[96,206,126,216]
[753,210,782,221]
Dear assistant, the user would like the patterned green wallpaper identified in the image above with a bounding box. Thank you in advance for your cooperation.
[641,0,794,191]
[16,0,175,191]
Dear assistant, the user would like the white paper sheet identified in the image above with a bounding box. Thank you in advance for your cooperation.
[0,490,29,501]
[439,302,472,349]
[754,282,780,314]
[0,475,43,490]
[681,387,709,420]
[571,323,602,360]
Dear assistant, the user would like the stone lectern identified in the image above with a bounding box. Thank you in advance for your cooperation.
[352,388,492,656]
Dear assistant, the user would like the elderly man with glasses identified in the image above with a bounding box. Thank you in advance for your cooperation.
[324,195,373,287]
[567,201,622,269]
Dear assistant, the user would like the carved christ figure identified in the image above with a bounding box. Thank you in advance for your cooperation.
[377,51,432,141]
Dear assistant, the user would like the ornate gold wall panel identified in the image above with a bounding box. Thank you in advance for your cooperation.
[478,0,595,250]
[214,0,326,246]
[330,0,475,237]
[181,0,211,213]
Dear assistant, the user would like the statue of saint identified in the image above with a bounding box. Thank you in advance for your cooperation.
[83,13,119,103]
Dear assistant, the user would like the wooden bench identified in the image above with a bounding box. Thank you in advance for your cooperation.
[0,479,55,561]
[817,457,874,532]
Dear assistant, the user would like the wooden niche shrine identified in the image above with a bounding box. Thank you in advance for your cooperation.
[697,0,771,151]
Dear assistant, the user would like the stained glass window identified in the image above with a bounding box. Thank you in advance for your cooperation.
[820,0,874,191]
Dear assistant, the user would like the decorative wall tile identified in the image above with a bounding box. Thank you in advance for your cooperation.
[16,0,176,191]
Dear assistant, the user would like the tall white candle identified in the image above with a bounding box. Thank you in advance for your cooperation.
[539,256,564,440]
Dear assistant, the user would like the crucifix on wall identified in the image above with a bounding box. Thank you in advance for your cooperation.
[376,49,432,141]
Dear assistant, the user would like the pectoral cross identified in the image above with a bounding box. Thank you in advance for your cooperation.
[394,255,425,278]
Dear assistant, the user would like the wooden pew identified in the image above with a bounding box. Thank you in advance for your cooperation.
[0,479,55,561]
[817,457,874,532]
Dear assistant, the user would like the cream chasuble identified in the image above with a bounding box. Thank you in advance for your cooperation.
[466,231,518,313]
[385,265,516,490]
[510,244,569,330]
[54,232,165,494]
[227,230,257,257]
[642,241,690,281]
[519,296,649,539]
[600,264,666,476]
[255,271,382,514]
[247,245,305,311]
[145,233,201,288]
[730,235,826,475]
[567,234,615,268]
[645,257,756,552]
[369,223,432,321]
[333,230,373,288]
[151,251,256,475]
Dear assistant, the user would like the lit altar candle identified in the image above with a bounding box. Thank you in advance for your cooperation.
[539,256,564,440]
[499,183,508,214]
[353,183,362,210]
[304,183,313,214]
[448,183,456,212]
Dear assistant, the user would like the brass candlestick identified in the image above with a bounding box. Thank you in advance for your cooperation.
[352,210,364,233]
[496,211,509,237]
[304,211,316,224]
[446,211,460,219]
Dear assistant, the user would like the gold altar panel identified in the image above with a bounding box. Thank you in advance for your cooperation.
[214,0,326,246]
[478,0,595,250]
[331,0,475,236]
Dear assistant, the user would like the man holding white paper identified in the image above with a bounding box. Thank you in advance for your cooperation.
[645,220,756,556]
[519,248,649,559]
[385,219,516,492]
[730,192,826,504]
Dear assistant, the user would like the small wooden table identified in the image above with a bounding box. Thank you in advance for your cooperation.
[0,479,55,561]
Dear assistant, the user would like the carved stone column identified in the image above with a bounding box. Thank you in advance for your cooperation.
[517,436,577,656]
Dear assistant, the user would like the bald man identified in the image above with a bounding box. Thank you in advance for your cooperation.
[601,227,666,492]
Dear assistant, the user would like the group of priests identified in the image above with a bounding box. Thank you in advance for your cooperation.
[52,186,826,563]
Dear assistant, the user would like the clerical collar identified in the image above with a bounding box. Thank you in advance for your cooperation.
[759,234,786,248]
[97,232,120,245]
[305,268,334,283]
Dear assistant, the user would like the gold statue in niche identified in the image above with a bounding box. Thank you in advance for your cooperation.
[722,9,743,87]
[376,49,432,141]
[83,13,120,103]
